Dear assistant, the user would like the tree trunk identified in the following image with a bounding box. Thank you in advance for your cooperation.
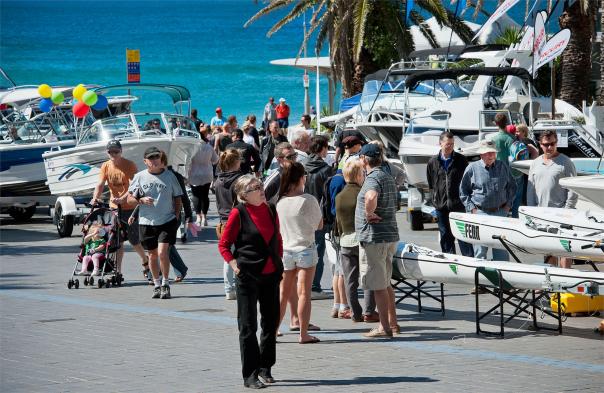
[600,1,604,105]
[350,47,380,96]
[558,1,594,108]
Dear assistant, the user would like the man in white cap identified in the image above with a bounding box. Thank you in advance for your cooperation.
[460,140,516,268]
[275,97,290,131]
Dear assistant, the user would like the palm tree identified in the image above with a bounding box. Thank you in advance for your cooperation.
[599,2,604,106]
[244,0,474,97]
[558,0,597,107]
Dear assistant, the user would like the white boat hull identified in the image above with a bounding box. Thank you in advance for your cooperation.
[559,175,604,210]
[43,137,199,196]
[396,243,604,293]
[449,212,604,261]
[518,206,604,232]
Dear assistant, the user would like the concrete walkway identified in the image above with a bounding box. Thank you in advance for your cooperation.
[1,209,602,392]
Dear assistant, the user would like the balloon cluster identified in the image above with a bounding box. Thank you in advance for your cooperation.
[37,84,64,113]
[36,83,109,118]
[70,84,109,118]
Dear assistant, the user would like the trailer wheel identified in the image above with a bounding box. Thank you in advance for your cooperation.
[8,205,36,222]
[409,210,424,231]
[55,204,74,238]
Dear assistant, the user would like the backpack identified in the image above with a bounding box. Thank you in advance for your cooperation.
[321,175,337,227]
[509,139,529,178]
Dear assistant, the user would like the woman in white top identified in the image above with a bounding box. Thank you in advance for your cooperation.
[276,161,323,344]
[188,138,219,226]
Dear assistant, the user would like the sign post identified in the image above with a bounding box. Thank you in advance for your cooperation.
[126,49,140,83]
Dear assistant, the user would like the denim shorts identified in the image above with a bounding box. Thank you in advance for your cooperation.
[283,245,318,271]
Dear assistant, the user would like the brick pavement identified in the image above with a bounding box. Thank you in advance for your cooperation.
[0,211,602,392]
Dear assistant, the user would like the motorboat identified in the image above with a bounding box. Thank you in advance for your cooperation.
[42,84,201,237]
[512,157,604,176]
[0,80,135,221]
[449,212,604,261]
[518,206,604,233]
[395,242,604,293]
[559,175,604,210]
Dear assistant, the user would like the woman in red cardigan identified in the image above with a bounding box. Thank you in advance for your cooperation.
[218,174,283,389]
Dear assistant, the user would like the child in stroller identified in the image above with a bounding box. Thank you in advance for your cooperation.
[78,223,107,276]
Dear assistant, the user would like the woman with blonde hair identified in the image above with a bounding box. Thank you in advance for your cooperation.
[218,174,283,389]
[276,161,323,344]
[214,148,244,300]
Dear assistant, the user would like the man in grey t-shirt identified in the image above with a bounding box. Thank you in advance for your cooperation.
[128,147,182,299]
[527,130,577,269]
[355,143,399,338]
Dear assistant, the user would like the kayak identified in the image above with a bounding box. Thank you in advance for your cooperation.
[518,206,604,233]
[449,212,604,261]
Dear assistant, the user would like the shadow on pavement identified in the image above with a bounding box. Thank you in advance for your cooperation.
[278,375,438,386]
[0,244,78,256]
[0,227,62,242]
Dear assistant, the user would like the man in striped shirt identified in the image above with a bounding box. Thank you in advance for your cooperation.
[355,143,400,338]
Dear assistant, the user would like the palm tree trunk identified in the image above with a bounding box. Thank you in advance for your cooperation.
[558,1,594,108]
[600,1,604,105]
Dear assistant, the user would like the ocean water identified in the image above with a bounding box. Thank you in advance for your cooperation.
[1,0,554,123]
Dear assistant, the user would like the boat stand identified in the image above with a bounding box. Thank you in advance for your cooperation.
[474,266,562,337]
[391,275,445,315]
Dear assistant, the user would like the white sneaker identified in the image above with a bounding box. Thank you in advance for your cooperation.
[225,292,236,300]
[91,269,100,276]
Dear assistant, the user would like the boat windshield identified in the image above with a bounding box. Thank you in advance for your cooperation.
[78,113,199,145]
[0,111,77,144]
[404,113,450,135]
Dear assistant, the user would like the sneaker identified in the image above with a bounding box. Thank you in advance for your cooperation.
[226,292,237,300]
[311,290,331,300]
[152,286,161,299]
[243,376,265,389]
[91,270,100,276]
[258,368,275,384]
[160,285,171,299]
[363,327,392,338]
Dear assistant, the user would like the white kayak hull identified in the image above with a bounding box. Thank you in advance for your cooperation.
[395,243,604,293]
[449,212,604,261]
[518,206,604,233]
[43,137,199,196]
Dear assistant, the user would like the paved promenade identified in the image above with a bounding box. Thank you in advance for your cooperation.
[1,208,602,392]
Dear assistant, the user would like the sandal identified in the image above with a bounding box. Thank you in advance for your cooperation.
[289,323,321,332]
[299,336,320,344]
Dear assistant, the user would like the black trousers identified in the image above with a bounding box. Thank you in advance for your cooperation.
[190,183,211,215]
[236,271,280,380]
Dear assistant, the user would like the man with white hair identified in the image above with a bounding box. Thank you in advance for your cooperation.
[290,130,311,165]
[275,98,290,130]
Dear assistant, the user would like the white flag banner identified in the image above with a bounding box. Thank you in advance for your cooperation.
[472,0,520,41]
[531,12,546,74]
[535,28,571,71]
[511,26,535,68]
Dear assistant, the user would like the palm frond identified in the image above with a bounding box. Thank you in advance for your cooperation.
[411,12,439,48]
[267,0,315,36]
[416,0,449,24]
[473,0,484,20]
[445,9,474,43]
[295,2,329,59]
[352,0,372,62]
[243,0,294,28]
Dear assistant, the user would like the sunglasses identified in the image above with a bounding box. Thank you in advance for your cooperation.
[284,152,298,160]
[107,150,121,155]
[540,142,556,148]
[146,154,161,160]
[245,184,264,194]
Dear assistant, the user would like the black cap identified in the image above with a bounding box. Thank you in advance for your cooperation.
[144,146,161,159]
[106,140,122,150]
[360,143,381,158]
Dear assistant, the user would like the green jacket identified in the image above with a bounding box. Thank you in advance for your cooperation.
[492,131,514,164]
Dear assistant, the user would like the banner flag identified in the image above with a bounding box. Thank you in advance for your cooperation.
[472,0,520,41]
[535,28,571,71]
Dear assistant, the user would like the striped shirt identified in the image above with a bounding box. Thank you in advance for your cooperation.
[355,167,399,243]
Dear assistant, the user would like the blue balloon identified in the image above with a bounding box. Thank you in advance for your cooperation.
[39,98,53,113]
[91,95,108,110]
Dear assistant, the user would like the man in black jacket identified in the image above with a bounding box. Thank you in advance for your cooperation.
[227,129,261,175]
[259,121,288,175]
[304,135,335,299]
[426,131,473,257]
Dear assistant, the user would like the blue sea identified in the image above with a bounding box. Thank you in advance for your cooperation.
[1,0,558,123]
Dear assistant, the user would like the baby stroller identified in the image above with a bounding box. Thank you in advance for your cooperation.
[67,202,123,289]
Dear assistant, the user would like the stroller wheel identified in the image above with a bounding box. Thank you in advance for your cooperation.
[89,277,94,286]
[67,280,73,289]
[74,279,79,289]
[97,279,104,288]
[84,277,89,286]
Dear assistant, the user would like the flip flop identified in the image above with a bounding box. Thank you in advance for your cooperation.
[299,336,320,344]
[289,323,321,332]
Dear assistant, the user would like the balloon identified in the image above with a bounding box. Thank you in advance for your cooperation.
[72,101,90,118]
[82,90,98,106]
[38,84,52,98]
[73,84,87,101]
[91,95,108,110]
[51,91,64,105]
[39,98,53,113]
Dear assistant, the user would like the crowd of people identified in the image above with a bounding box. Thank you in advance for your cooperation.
[89,106,581,389]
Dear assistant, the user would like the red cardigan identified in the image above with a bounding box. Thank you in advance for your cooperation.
[218,203,283,275]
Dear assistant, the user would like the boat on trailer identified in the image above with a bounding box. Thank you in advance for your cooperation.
[518,206,604,233]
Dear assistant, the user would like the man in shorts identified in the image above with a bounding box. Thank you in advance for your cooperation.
[355,143,400,338]
[91,140,146,276]
[127,147,183,299]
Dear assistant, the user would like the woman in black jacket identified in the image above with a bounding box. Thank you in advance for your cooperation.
[426,132,473,257]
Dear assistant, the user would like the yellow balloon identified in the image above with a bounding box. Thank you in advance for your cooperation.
[38,84,52,98]
[73,85,87,101]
